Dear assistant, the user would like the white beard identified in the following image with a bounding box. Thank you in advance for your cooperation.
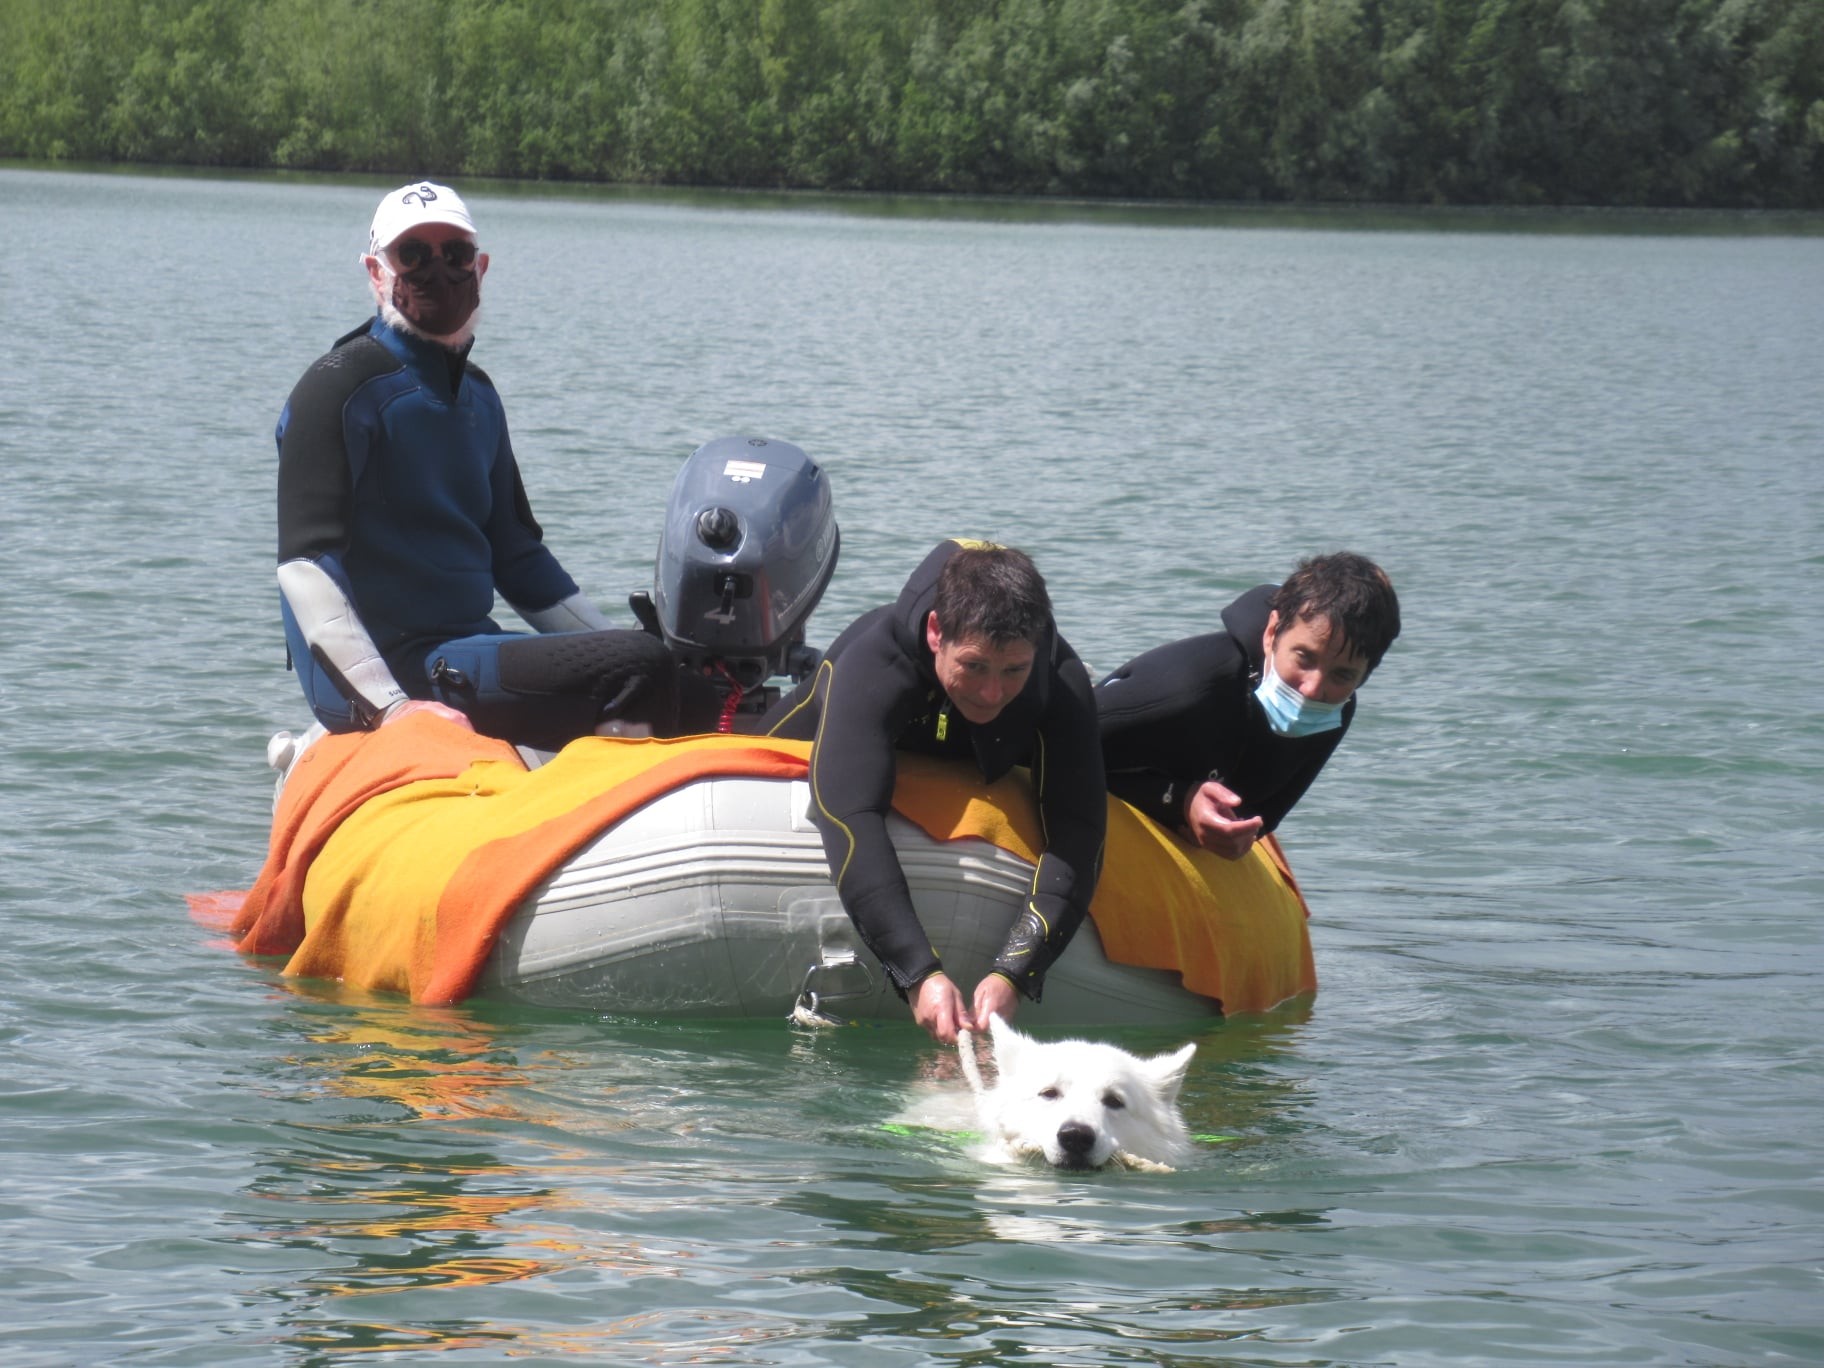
[374,268,482,350]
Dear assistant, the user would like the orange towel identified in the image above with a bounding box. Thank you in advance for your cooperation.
[218,716,1315,1012]
[229,713,524,956]
[291,731,814,1002]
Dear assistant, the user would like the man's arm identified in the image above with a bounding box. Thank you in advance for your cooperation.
[1096,633,1242,828]
[275,344,409,726]
[276,558,408,726]
[1179,778,1264,859]
[795,629,945,997]
[474,399,584,622]
[1243,716,1351,835]
[990,648,1107,1000]
[517,592,616,633]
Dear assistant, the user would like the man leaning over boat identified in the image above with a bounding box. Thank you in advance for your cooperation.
[763,540,1107,1044]
[1097,551,1401,858]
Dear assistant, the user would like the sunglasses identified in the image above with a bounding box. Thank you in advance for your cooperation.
[387,237,479,273]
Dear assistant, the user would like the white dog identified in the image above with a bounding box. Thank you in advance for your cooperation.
[958,1015,1197,1172]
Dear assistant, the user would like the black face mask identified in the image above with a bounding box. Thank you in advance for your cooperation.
[390,256,480,338]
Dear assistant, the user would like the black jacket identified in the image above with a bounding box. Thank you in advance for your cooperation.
[1096,584,1352,836]
[764,541,1106,998]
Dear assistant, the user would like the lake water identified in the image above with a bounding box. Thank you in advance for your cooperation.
[1,167,1820,1366]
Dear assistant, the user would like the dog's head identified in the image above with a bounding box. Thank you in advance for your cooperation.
[976,1015,1196,1171]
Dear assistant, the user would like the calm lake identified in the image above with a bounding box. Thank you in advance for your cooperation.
[1,166,1820,1366]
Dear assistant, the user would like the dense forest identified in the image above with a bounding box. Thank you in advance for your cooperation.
[2,0,1819,206]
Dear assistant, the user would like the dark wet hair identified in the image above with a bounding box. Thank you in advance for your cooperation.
[1268,552,1401,670]
[932,544,1052,647]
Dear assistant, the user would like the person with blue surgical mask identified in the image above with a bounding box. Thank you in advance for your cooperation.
[1094,552,1401,859]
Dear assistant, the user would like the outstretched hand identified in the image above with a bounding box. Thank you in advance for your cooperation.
[1182,779,1263,860]
[914,971,1021,1043]
[971,972,1018,1033]
[912,972,971,1044]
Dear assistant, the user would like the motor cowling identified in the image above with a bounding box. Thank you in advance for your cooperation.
[638,436,839,700]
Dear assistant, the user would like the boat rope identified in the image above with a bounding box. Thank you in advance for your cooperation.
[957,1028,988,1098]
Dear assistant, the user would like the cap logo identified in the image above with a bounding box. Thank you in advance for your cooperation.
[369,180,474,257]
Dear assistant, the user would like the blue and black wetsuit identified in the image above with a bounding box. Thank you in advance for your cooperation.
[763,541,1107,1001]
[1095,585,1353,836]
[276,315,675,748]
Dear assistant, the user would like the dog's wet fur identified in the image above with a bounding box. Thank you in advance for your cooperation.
[959,1015,1196,1172]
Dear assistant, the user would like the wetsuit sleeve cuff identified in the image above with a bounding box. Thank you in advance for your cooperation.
[518,591,616,633]
[989,960,1046,1002]
[891,960,944,1001]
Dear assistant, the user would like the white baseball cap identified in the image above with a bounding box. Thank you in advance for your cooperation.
[368,181,477,255]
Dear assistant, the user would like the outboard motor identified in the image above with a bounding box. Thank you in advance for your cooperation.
[631,436,839,726]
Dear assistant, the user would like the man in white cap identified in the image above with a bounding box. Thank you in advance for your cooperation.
[274,181,679,749]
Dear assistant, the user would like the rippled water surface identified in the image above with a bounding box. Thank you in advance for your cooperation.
[1,168,1820,1366]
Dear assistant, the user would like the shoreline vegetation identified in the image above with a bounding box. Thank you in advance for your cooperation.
[2,0,1819,209]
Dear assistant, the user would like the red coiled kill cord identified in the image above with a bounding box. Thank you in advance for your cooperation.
[714,661,745,733]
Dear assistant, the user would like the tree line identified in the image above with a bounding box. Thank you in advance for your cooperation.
[2,0,1819,206]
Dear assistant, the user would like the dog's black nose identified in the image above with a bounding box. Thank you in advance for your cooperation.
[1057,1122,1096,1156]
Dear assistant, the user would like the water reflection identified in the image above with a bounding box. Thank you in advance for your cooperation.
[213,980,1347,1360]
[274,995,535,1123]
[228,996,892,1362]
[764,1162,1341,1359]
[231,993,573,1357]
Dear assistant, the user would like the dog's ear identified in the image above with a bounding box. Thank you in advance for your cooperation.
[1143,1042,1196,1102]
[986,1012,1024,1069]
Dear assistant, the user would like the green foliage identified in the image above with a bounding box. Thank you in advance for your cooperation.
[0,0,1816,204]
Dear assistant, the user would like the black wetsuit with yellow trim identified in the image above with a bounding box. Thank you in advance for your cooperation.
[762,541,1106,1001]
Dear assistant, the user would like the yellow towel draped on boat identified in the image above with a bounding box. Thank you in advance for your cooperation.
[885,768,1316,1015]
[227,713,1314,1012]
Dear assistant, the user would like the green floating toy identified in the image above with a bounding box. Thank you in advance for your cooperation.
[878,1123,1237,1145]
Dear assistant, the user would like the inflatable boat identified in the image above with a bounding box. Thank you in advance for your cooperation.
[211,438,1316,1025]
[222,718,1316,1025]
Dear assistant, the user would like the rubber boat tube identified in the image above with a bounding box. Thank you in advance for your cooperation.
[483,774,1218,1026]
